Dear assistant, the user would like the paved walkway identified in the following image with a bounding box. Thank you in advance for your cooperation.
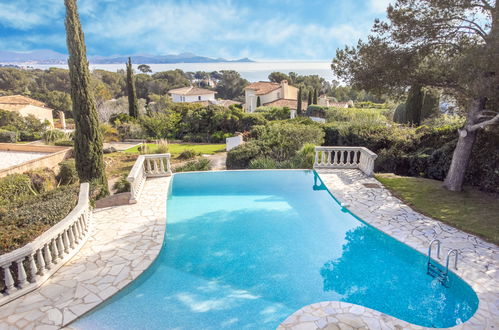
[279,169,499,330]
[0,176,170,329]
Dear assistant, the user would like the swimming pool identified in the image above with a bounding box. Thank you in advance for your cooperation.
[73,170,478,329]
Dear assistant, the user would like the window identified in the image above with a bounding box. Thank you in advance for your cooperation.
[198,96,201,100]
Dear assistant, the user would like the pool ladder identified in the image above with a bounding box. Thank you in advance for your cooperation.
[426,239,459,287]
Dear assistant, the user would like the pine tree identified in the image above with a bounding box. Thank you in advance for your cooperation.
[313,89,318,104]
[126,57,139,118]
[256,96,261,108]
[64,0,108,195]
[307,90,312,105]
[297,87,302,116]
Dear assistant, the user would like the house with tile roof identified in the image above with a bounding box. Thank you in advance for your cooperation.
[243,80,302,112]
[168,86,216,103]
[0,95,54,126]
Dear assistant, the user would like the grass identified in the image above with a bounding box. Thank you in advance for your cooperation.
[124,143,225,156]
[376,174,499,245]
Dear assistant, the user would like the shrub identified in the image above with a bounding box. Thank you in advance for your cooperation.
[249,157,279,169]
[43,129,65,143]
[210,131,232,143]
[252,122,324,161]
[100,123,120,142]
[306,105,327,118]
[19,131,41,141]
[54,140,74,147]
[293,143,316,169]
[177,149,198,160]
[57,159,78,185]
[113,175,130,193]
[174,159,211,172]
[116,122,147,140]
[0,185,79,254]
[140,112,181,138]
[154,139,169,154]
[0,174,33,206]
[110,113,136,125]
[25,169,57,194]
[226,142,261,169]
[255,106,290,120]
[0,129,19,143]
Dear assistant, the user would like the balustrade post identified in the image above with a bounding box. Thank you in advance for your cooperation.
[28,253,38,280]
[51,239,59,263]
[314,151,319,167]
[56,235,64,260]
[62,230,70,253]
[36,248,45,275]
[16,259,28,288]
[44,244,52,269]
[3,265,16,294]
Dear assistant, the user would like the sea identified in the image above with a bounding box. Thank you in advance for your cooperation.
[28,61,335,82]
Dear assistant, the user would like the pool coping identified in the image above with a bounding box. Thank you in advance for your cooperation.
[282,169,498,330]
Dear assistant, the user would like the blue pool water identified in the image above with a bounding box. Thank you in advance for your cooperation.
[74,170,478,329]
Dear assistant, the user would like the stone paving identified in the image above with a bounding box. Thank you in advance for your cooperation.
[0,176,170,329]
[278,169,498,330]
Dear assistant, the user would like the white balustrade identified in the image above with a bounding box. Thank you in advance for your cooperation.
[127,153,172,204]
[314,146,377,176]
[0,183,91,307]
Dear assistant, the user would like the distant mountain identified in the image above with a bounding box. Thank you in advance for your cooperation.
[0,50,254,64]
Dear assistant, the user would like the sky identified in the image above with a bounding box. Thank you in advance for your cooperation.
[0,0,391,60]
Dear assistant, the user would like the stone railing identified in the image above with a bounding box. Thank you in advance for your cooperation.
[0,183,91,306]
[314,146,377,176]
[127,153,172,203]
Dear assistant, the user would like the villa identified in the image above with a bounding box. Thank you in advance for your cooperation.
[0,95,54,126]
[317,95,353,108]
[243,80,305,112]
[168,86,216,103]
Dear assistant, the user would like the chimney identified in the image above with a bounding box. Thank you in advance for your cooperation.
[280,80,289,98]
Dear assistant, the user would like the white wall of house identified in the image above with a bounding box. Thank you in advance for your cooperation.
[17,105,54,126]
[171,93,215,103]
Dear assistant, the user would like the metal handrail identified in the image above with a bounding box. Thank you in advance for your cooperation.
[428,239,441,260]
[446,249,459,273]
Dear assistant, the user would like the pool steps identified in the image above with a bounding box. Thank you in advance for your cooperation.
[427,239,459,287]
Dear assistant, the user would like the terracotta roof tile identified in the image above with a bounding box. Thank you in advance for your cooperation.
[0,95,46,107]
[245,81,281,95]
[263,98,307,110]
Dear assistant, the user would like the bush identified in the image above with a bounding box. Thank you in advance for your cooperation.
[255,106,290,120]
[25,169,57,194]
[0,185,79,254]
[113,175,130,193]
[54,140,74,147]
[174,159,211,172]
[177,149,198,160]
[210,131,232,143]
[57,159,78,185]
[0,174,33,206]
[153,139,169,154]
[116,122,147,140]
[0,129,19,142]
[249,157,279,169]
[226,142,261,169]
[43,129,65,143]
[100,123,120,142]
[110,113,136,125]
[19,131,41,141]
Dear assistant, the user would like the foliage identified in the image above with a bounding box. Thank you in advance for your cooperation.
[126,57,139,118]
[99,123,120,142]
[255,106,290,121]
[0,129,19,142]
[177,149,199,160]
[65,0,108,195]
[0,174,33,207]
[174,158,211,172]
[0,185,79,254]
[215,70,248,101]
[57,159,79,185]
[137,64,152,73]
[153,139,169,154]
[140,112,181,139]
[226,142,261,169]
[42,129,65,143]
[25,169,57,194]
[115,122,147,140]
[112,175,130,193]
[54,140,74,147]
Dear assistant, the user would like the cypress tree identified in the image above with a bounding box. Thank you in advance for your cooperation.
[126,57,139,118]
[297,87,302,116]
[64,0,108,195]
[313,88,318,104]
[256,96,261,108]
[307,90,312,105]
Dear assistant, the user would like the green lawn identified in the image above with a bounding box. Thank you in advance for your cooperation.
[376,174,499,245]
[124,143,225,156]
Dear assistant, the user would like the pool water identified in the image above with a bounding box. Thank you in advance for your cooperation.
[74,170,478,329]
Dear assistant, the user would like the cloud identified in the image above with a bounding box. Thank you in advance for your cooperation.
[370,0,391,13]
[0,0,63,30]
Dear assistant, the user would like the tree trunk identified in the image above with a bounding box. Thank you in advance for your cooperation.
[443,98,483,191]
